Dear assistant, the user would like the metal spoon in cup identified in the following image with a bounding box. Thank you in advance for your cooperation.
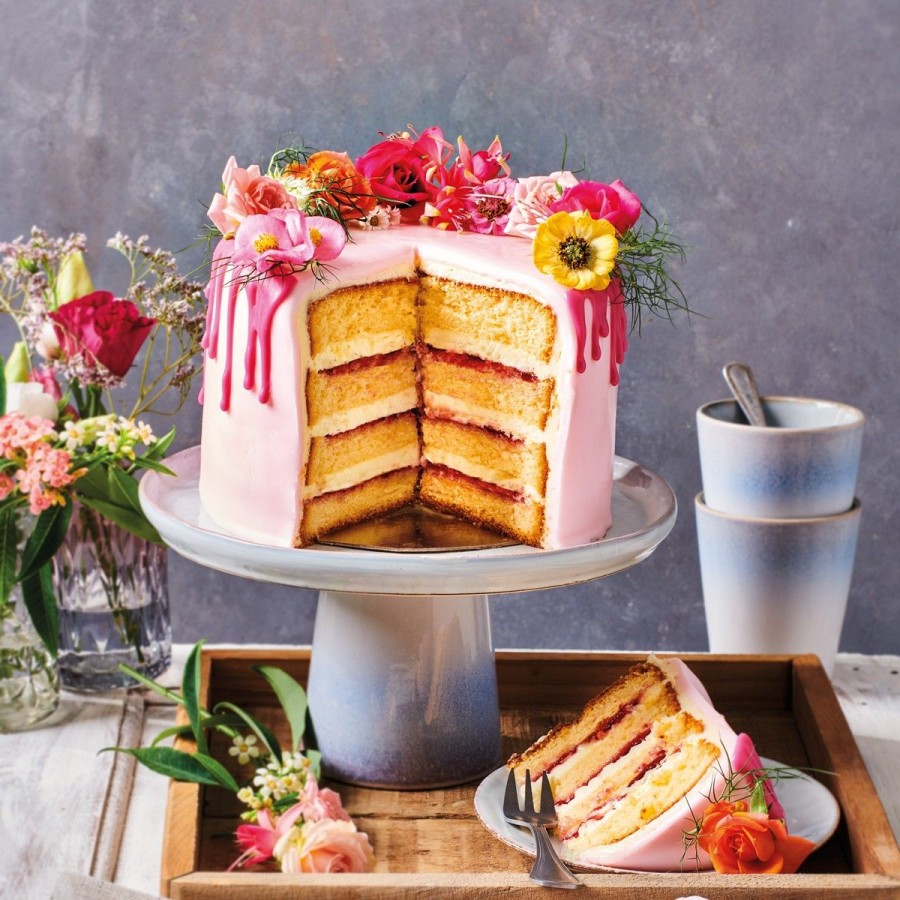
[723,361,768,427]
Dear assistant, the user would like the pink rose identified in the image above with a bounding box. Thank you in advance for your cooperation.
[550,179,642,234]
[298,776,351,823]
[208,156,297,235]
[356,126,451,218]
[49,290,155,378]
[505,171,579,239]
[278,819,375,874]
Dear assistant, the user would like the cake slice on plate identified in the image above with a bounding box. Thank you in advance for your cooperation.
[506,654,777,871]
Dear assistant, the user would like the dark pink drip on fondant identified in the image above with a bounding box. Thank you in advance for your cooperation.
[565,279,627,382]
[200,236,296,411]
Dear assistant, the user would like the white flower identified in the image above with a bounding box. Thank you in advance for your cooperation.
[5,383,58,422]
[353,205,393,231]
[228,733,260,766]
[276,174,315,210]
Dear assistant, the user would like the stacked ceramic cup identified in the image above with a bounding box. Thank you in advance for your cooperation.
[695,396,864,675]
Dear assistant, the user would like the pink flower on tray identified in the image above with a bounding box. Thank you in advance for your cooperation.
[49,291,155,378]
[550,179,642,235]
[297,775,352,823]
[208,156,297,236]
[230,803,305,870]
[277,818,375,874]
[231,209,347,275]
[505,171,579,239]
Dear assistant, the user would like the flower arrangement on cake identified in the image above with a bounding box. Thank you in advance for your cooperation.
[109,642,375,875]
[203,124,687,384]
[0,229,205,659]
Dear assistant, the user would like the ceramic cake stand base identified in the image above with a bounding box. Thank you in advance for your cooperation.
[140,447,676,789]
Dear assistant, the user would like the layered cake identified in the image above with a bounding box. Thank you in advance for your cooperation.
[198,128,684,549]
[506,655,775,870]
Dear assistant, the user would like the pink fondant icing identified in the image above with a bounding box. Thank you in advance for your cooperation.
[199,225,619,549]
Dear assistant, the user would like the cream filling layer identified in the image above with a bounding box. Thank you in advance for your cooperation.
[311,331,414,371]
[423,391,546,443]
[423,327,555,380]
[422,447,544,503]
[303,445,420,499]
[309,389,419,438]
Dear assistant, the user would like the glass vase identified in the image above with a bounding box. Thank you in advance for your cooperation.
[0,588,60,731]
[54,504,171,692]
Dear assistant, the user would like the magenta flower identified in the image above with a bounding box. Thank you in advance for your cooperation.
[229,803,305,870]
[467,177,517,235]
[550,179,642,235]
[456,135,510,185]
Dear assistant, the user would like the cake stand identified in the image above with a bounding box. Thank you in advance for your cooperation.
[139,447,676,790]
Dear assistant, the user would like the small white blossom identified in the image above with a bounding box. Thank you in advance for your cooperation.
[228,733,260,766]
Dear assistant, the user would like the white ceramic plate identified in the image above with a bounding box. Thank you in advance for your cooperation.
[473,758,841,873]
[139,446,676,596]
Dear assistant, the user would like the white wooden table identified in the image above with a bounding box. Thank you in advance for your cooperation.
[1,647,898,900]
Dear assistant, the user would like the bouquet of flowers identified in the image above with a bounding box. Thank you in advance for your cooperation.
[111,642,375,874]
[0,228,205,655]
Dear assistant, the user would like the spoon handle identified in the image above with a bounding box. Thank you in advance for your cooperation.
[723,362,767,427]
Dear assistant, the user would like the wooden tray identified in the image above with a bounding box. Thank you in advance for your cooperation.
[161,649,900,898]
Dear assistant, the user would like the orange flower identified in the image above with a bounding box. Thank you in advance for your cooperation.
[697,800,816,875]
[285,151,376,221]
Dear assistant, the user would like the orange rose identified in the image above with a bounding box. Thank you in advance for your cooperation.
[286,151,376,221]
[697,800,816,874]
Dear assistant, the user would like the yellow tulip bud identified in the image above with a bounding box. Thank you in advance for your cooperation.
[55,250,94,308]
[4,341,30,384]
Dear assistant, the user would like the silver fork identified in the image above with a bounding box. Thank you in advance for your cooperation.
[503,769,581,888]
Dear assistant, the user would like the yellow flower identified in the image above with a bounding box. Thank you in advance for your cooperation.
[533,211,619,290]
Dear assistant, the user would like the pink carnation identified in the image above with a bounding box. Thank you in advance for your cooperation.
[208,156,297,236]
[505,171,579,239]
[550,179,642,234]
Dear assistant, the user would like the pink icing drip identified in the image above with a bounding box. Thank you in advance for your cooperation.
[201,236,297,410]
[565,280,628,383]
[239,274,297,405]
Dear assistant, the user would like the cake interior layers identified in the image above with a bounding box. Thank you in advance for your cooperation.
[507,663,721,849]
[298,276,559,547]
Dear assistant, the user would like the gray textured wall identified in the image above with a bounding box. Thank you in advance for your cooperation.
[2,0,897,654]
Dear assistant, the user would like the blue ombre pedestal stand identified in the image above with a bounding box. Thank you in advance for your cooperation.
[140,448,676,789]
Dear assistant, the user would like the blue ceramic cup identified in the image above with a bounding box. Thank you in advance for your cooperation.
[696,492,861,674]
[697,397,863,519]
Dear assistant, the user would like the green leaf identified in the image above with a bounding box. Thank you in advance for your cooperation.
[143,427,176,462]
[118,661,184,703]
[192,752,241,792]
[18,503,73,582]
[3,343,29,387]
[305,748,322,781]
[103,746,231,788]
[254,665,308,754]
[20,562,58,656]
[213,700,282,761]
[131,456,175,476]
[106,464,143,513]
[74,494,163,544]
[150,714,245,748]
[182,641,208,755]
[749,778,769,815]
[0,506,18,606]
